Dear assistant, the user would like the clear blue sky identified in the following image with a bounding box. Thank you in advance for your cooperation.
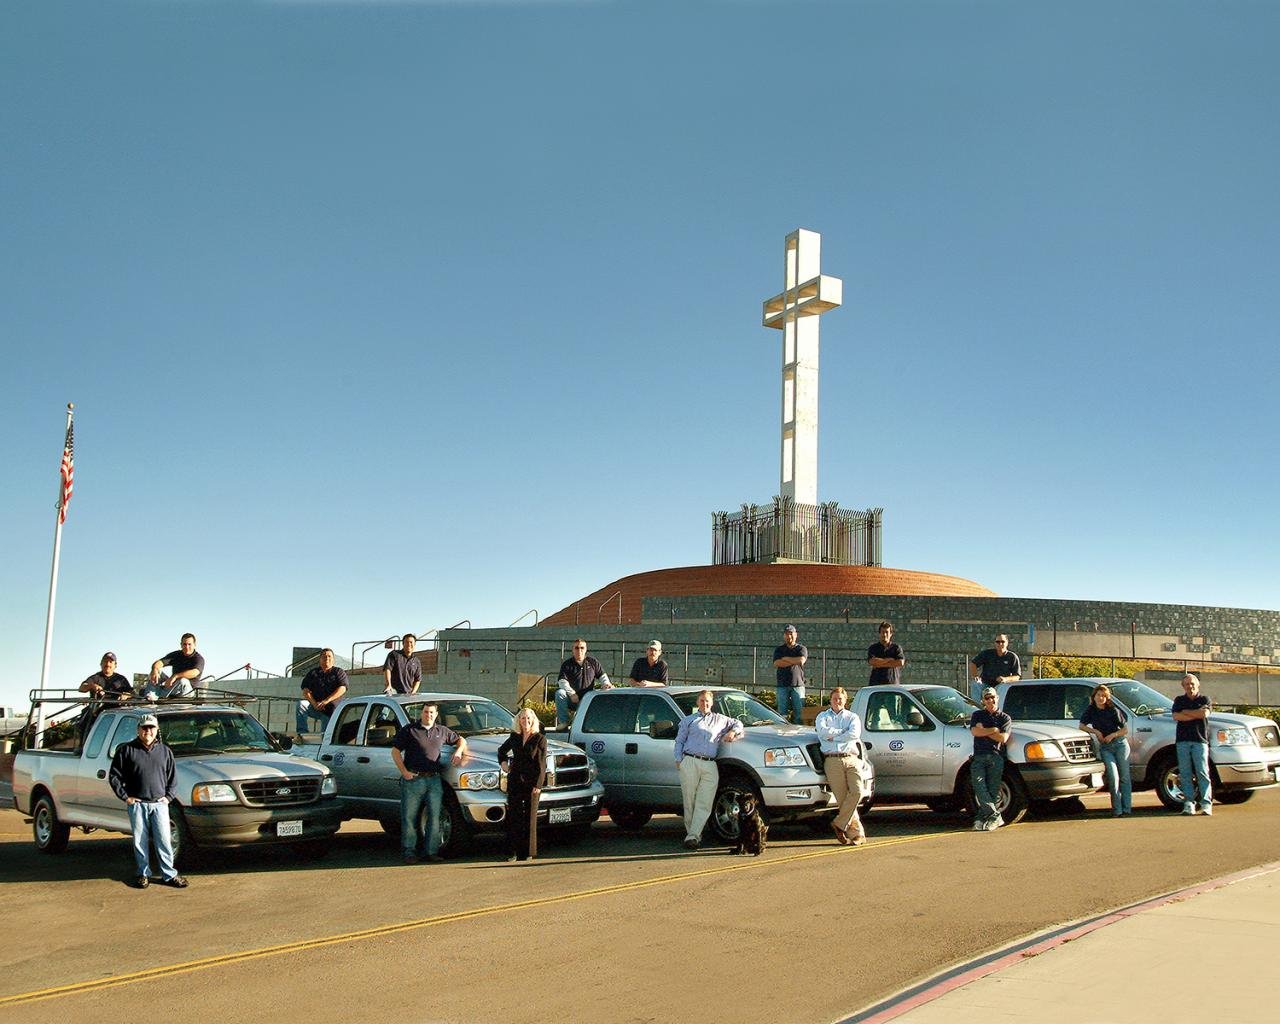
[3,1,1277,707]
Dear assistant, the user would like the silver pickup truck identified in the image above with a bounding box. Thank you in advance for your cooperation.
[850,684,1104,824]
[13,701,342,867]
[291,692,605,855]
[565,685,872,842]
[996,677,1280,808]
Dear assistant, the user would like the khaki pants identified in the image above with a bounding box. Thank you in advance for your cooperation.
[678,756,719,841]
[825,754,866,838]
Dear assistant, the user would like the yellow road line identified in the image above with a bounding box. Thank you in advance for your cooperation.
[0,831,954,1008]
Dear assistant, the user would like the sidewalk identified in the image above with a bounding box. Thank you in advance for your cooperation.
[852,861,1280,1024]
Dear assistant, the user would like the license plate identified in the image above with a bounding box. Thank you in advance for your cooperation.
[1090,773,1103,789]
[549,806,572,825]
[276,820,303,837]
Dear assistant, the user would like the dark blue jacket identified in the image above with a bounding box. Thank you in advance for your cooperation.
[109,737,178,802]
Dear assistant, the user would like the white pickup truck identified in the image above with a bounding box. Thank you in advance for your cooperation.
[995,677,1280,808]
[12,700,342,866]
[291,691,606,855]
[849,684,1103,824]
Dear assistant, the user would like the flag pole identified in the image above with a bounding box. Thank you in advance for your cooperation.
[35,403,74,745]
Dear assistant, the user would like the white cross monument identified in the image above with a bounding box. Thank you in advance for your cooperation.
[761,228,842,507]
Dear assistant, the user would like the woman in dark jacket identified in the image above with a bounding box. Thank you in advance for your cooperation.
[497,707,547,862]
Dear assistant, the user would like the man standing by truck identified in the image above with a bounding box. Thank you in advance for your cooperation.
[815,687,867,846]
[391,703,469,863]
[108,714,188,889]
[1172,673,1213,815]
[969,689,1012,831]
[673,690,743,850]
[969,634,1021,702]
[866,622,905,685]
[773,625,808,725]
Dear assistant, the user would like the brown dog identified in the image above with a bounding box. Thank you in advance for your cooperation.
[731,793,768,856]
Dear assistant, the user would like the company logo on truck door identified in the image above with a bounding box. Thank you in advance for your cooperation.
[888,740,904,751]
[591,741,606,754]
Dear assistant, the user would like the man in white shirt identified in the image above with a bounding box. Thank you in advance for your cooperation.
[814,687,868,846]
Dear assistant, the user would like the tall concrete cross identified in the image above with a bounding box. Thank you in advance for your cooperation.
[761,228,842,506]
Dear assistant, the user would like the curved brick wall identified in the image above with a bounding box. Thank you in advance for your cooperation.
[541,564,996,626]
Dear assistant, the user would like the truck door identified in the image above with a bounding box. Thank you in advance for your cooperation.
[627,693,684,806]
[861,691,944,796]
[577,694,637,804]
[78,712,142,830]
[344,701,406,820]
[319,702,372,812]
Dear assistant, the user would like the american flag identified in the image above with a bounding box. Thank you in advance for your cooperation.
[59,420,74,524]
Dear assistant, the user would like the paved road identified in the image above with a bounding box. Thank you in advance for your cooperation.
[3,789,1278,1023]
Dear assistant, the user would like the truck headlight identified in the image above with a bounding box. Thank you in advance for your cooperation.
[764,746,806,767]
[321,775,337,796]
[587,757,598,783]
[1023,741,1065,762]
[192,783,238,804]
[1213,727,1252,746]
[458,771,501,790]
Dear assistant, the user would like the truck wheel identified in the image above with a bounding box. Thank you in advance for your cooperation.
[438,794,473,858]
[608,807,653,831]
[926,797,960,814]
[1215,790,1254,805]
[998,772,1030,824]
[168,807,201,870]
[1151,752,1184,810]
[32,794,70,854]
[708,775,762,844]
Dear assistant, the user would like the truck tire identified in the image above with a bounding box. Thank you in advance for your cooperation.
[963,769,1030,825]
[607,807,653,831]
[438,793,473,858]
[168,807,201,870]
[32,794,70,854]
[707,774,762,844]
[1151,751,1183,810]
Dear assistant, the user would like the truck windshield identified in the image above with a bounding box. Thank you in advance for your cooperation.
[160,713,277,756]
[671,691,785,726]
[914,687,979,725]
[402,700,515,736]
[1105,681,1175,716]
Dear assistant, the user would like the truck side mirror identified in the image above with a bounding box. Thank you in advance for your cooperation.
[648,720,678,740]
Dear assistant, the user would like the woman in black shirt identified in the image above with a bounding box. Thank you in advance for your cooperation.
[497,708,548,861]
[1078,683,1132,816]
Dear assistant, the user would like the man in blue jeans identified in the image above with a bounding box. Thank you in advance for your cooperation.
[772,625,808,725]
[391,703,469,862]
[108,713,188,889]
[1172,673,1213,816]
[968,689,1012,831]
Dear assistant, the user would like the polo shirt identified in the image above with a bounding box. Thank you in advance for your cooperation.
[160,649,205,676]
[969,708,1012,755]
[971,648,1020,684]
[867,641,904,685]
[383,650,422,694]
[773,643,808,688]
[1171,694,1211,743]
[392,721,461,774]
[558,656,607,699]
[302,665,348,703]
[629,657,669,685]
[1079,704,1127,737]
[82,671,134,699]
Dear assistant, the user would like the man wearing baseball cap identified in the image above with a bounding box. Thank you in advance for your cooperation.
[108,714,188,889]
[77,651,134,742]
[772,625,808,725]
[628,640,669,688]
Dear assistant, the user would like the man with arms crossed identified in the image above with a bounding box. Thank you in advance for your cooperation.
[969,688,1012,831]
[773,625,807,725]
[815,687,868,846]
[1172,672,1213,815]
[867,621,905,685]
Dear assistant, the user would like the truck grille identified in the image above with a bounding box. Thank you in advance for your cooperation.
[545,751,591,790]
[1254,724,1280,748]
[1062,737,1095,763]
[238,777,322,807]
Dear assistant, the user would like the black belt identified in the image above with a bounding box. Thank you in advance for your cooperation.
[685,753,715,762]
[824,752,858,759]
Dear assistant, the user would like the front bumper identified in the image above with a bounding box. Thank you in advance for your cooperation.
[457,784,605,830]
[1215,758,1280,792]
[1018,760,1105,800]
[184,796,344,846]
[760,771,875,816]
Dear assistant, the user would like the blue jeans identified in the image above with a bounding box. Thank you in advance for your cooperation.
[776,686,805,724]
[400,773,444,856]
[1098,738,1132,814]
[127,800,178,880]
[971,752,1004,825]
[554,689,577,727]
[296,701,334,734]
[1176,740,1212,810]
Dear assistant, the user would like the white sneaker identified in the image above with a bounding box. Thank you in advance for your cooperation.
[1181,805,1196,816]
[1200,805,1213,816]
[971,821,984,831]
[992,815,1005,829]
